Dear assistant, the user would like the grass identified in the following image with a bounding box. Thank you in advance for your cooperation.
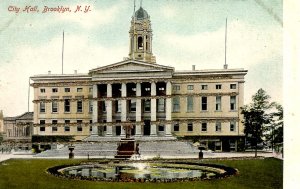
[0,158,282,189]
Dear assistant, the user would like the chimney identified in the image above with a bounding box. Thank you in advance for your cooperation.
[74,70,77,74]
[192,65,196,71]
[48,71,51,74]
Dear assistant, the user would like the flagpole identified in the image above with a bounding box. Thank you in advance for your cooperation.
[224,18,228,69]
[62,31,64,74]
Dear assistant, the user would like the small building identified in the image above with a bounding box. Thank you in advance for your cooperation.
[3,112,33,147]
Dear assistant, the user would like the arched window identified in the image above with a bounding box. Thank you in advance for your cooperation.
[138,36,143,50]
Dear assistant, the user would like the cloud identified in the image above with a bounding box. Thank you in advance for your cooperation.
[160,5,177,19]
[54,3,123,28]
[0,34,128,116]
[160,20,282,70]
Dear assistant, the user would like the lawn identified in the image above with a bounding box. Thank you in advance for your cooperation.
[0,158,282,189]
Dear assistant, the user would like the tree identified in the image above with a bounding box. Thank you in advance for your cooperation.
[265,103,283,150]
[241,89,274,157]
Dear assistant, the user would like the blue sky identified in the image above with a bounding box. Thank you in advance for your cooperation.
[0,0,282,116]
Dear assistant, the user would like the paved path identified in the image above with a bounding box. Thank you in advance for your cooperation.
[0,151,283,162]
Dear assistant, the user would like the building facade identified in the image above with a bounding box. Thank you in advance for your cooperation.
[30,6,247,151]
[3,112,33,143]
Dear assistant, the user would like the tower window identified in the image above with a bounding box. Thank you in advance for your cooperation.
[138,36,143,50]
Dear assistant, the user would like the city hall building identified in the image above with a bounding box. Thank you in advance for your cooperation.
[30,6,247,151]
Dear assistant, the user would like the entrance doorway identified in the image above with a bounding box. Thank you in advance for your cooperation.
[143,120,150,136]
[116,126,121,136]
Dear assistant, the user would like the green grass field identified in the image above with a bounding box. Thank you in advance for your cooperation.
[0,158,282,189]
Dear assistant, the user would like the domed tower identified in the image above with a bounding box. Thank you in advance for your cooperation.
[128,6,156,63]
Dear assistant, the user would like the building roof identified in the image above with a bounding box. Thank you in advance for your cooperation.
[135,7,149,20]
[4,112,33,121]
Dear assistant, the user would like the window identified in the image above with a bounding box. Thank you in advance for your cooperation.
[40,88,45,93]
[157,98,165,112]
[201,85,208,90]
[102,101,106,112]
[201,123,207,132]
[187,96,194,112]
[130,99,136,112]
[230,96,236,110]
[52,120,57,132]
[89,101,93,112]
[216,96,221,111]
[144,99,151,112]
[52,100,58,113]
[40,126,45,132]
[187,85,194,90]
[216,122,221,132]
[172,97,180,112]
[173,85,180,91]
[158,87,165,91]
[77,100,83,113]
[77,88,83,92]
[64,99,70,113]
[215,141,222,151]
[89,120,93,132]
[52,88,58,93]
[64,120,70,132]
[230,84,237,89]
[230,121,236,132]
[138,36,143,50]
[117,100,121,112]
[188,123,193,131]
[173,124,179,132]
[77,120,83,132]
[65,88,70,92]
[158,125,165,132]
[201,96,207,111]
[40,102,46,113]
[216,84,222,89]
[145,87,150,91]
[40,120,45,132]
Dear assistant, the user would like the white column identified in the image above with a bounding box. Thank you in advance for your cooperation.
[150,82,157,136]
[143,35,146,61]
[106,83,113,136]
[165,81,172,137]
[121,83,127,137]
[92,84,98,136]
[135,82,142,137]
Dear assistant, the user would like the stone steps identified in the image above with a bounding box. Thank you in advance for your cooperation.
[34,140,198,157]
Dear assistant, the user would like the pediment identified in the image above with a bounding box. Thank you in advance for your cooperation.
[90,60,174,74]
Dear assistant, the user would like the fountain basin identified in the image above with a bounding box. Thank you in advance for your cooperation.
[47,161,237,182]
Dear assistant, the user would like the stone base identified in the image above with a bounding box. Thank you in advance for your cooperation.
[115,138,136,159]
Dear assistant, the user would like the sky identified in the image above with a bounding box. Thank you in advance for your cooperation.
[0,0,282,116]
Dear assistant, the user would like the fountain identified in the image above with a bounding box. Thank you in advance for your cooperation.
[48,161,237,182]
[115,119,139,159]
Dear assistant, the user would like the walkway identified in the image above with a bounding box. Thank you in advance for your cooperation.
[0,151,283,162]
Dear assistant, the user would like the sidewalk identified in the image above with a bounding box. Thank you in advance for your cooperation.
[0,151,283,162]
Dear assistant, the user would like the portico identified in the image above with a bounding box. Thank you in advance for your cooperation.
[89,61,174,140]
